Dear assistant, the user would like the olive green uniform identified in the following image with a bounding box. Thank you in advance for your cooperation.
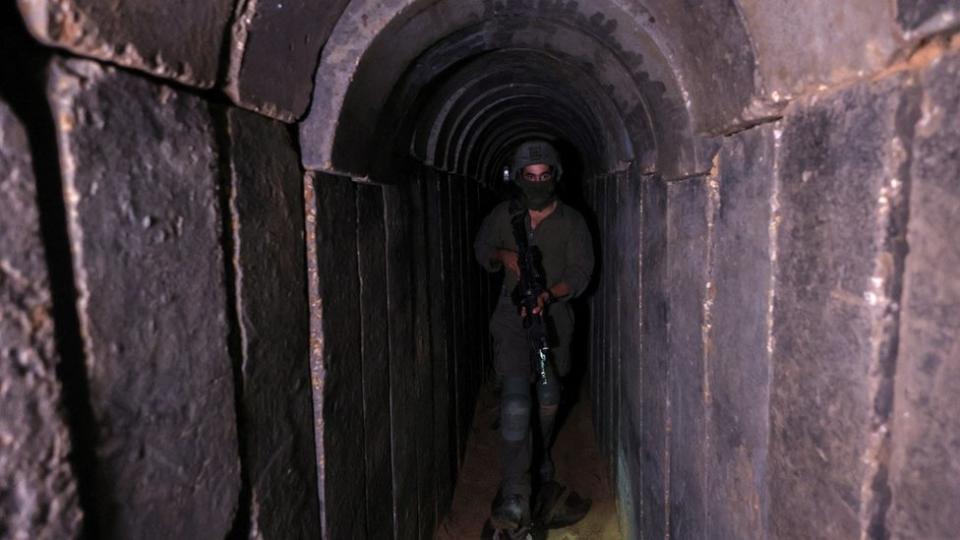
[475,200,593,373]
[474,199,594,499]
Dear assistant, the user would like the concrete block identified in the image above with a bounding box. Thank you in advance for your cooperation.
[640,174,668,539]
[769,73,919,539]
[0,97,83,540]
[410,174,436,537]
[306,172,366,537]
[705,124,778,538]
[615,171,643,537]
[897,0,960,38]
[666,177,709,539]
[18,0,233,87]
[424,171,455,518]
[224,108,320,538]
[383,183,421,538]
[47,58,240,538]
[594,178,609,453]
[225,0,350,121]
[887,49,960,539]
[355,183,394,535]
[738,0,900,106]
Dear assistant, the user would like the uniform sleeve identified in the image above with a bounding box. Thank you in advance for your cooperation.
[474,206,504,273]
[561,211,595,298]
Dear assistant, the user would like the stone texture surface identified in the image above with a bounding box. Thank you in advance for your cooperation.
[738,0,900,106]
[301,172,325,531]
[410,174,437,538]
[449,178,474,459]
[18,0,232,88]
[301,166,485,537]
[440,176,466,461]
[705,124,778,539]
[887,50,960,539]
[590,178,607,453]
[666,177,709,540]
[769,73,918,539]
[383,183,421,538]
[897,0,960,37]
[639,174,669,539]
[225,0,350,121]
[299,0,739,180]
[224,109,320,538]
[604,177,621,463]
[306,172,366,537]
[354,182,394,536]
[424,170,455,519]
[614,171,643,538]
[47,58,240,539]
[0,98,83,540]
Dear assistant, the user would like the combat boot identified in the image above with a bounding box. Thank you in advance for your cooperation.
[490,490,530,531]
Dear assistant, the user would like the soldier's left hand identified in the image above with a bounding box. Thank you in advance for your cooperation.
[532,291,551,315]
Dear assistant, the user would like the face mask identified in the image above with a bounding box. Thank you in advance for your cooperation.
[519,178,557,210]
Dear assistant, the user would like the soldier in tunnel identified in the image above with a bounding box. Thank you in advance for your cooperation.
[475,139,595,535]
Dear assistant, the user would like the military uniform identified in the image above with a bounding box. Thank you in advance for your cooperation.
[474,198,594,504]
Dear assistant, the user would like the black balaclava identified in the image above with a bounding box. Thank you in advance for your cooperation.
[518,176,557,211]
[511,140,563,211]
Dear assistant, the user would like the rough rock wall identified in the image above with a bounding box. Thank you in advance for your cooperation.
[17,0,348,120]
[224,109,321,538]
[1,12,324,535]
[588,36,960,540]
[4,3,495,537]
[48,57,242,539]
[2,0,959,538]
[0,95,82,540]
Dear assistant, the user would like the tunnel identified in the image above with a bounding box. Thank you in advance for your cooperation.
[2,0,960,539]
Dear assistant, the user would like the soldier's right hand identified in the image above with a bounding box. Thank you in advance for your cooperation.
[495,249,520,277]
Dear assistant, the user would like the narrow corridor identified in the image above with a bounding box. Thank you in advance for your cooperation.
[437,382,621,539]
[2,1,959,539]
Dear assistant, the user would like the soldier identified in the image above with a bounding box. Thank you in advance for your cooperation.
[474,139,595,535]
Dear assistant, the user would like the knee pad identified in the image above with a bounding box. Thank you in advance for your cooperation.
[536,379,561,408]
[500,393,531,442]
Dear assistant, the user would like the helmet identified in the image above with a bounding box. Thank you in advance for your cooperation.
[511,140,563,182]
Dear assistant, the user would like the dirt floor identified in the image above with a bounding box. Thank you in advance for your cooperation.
[436,383,622,539]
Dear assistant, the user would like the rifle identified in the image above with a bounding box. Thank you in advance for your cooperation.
[508,201,551,385]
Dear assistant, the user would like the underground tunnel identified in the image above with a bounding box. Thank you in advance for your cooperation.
[2,0,960,539]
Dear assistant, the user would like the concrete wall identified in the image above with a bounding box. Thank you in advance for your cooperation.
[3,0,960,538]
[586,39,960,540]
[304,168,492,538]
[3,5,492,538]
[0,39,327,535]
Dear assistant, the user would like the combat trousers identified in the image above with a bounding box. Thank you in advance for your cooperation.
[489,295,573,499]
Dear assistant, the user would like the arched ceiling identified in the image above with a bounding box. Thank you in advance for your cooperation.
[298,0,757,182]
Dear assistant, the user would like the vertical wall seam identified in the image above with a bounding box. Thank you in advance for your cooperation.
[637,172,645,540]
[353,188,375,538]
[763,125,783,540]
[303,172,328,535]
[858,78,921,540]
[213,107,253,540]
[663,176,672,540]
[382,186,403,539]
[5,47,102,537]
[701,154,722,540]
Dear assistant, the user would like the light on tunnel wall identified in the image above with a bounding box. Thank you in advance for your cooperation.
[503,165,511,183]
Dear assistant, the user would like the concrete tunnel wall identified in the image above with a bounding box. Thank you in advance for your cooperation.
[2,1,960,539]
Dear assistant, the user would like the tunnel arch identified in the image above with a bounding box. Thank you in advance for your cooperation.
[298,0,759,182]
[408,49,632,180]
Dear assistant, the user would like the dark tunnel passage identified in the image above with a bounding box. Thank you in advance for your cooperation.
[3,0,960,539]
[297,3,705,536]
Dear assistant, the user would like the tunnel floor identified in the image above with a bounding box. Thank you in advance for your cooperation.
[436,382,621,539]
